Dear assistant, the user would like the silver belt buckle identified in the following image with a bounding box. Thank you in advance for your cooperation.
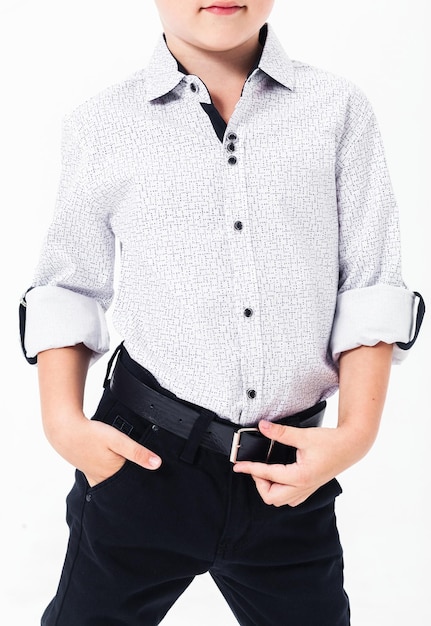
[229,427,274,463]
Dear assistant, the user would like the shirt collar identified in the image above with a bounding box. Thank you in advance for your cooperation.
[257,24,296,91]
[140,23,295,102]
[141,36,185,102]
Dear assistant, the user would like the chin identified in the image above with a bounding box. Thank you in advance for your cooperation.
[195,32,251,52]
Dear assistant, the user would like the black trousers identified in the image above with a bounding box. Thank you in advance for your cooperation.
[42,353,350,626]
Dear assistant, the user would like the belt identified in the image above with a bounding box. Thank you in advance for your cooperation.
[109,357,325,464]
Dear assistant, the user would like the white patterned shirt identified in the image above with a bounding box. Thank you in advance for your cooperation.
[23,24,421,425]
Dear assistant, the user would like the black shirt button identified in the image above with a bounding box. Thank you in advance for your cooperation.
[244,308,253,317]
[227,142,235,152]
[228,156,237,165]
[247,389,257,399]
[190,82,198,93]
[234,221,243,231]
[227,132,238,141]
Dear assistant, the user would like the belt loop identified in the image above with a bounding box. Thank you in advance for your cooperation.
[103,342,124,388]
[180,409,215,464]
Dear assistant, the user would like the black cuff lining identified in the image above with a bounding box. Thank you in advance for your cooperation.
[396,291,426,351]
[19,287,37,364]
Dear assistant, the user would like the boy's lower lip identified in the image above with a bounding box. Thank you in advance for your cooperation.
[203,6,243,16]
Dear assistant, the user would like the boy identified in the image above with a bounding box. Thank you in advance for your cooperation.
[20,1,424,624]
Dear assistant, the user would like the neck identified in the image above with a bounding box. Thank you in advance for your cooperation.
[165,33,262,87]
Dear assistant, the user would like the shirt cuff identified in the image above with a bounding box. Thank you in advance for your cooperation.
[24,285,110,365]
[330,285,420,364]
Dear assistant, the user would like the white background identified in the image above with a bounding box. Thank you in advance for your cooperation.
[0,1,429,624]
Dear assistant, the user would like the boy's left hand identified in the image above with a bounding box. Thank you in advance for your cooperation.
[232,419,369,507]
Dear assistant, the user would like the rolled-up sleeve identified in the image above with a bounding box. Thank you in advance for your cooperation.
[24,286,110,362]
[330,285,422,364]
[22,112,115,364]
[330,88,423,363]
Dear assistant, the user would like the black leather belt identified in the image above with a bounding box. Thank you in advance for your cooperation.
[109,357,325,464]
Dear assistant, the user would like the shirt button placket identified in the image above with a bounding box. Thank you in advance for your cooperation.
[224,127,263,423]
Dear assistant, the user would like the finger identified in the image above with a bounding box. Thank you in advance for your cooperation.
[108,428,162,470]
[258,420,308,448]
[252,475,272,498]
[252,476,298,507]
[233,460,297,484]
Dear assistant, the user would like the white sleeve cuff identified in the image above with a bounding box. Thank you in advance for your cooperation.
[24,286,110,365]
[330,284,418,364]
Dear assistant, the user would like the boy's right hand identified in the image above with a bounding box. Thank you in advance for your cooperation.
[37,345,162,487]
[45,411,162,487]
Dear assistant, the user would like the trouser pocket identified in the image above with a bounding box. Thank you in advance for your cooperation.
[79,386,154,492]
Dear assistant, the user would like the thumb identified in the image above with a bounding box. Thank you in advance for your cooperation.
[111,429,162,470]
[258,421,307,448]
